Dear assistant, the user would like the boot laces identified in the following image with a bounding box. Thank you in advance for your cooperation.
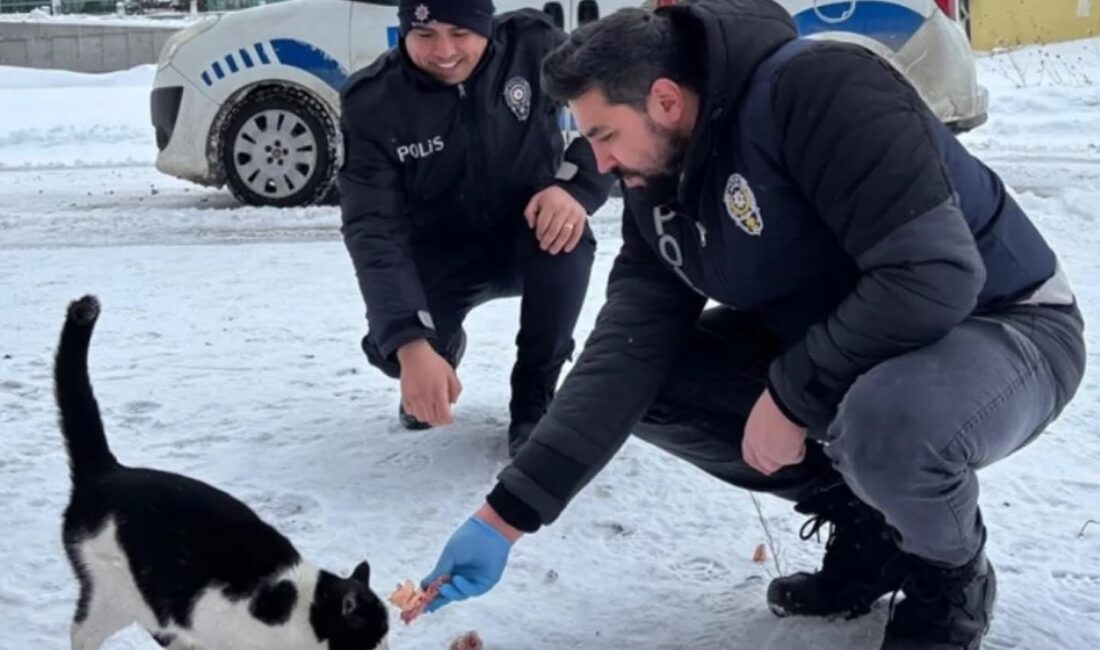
[888,559,979,637]
[797,509,902,618]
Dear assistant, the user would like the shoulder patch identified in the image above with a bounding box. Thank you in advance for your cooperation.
[503,76,532,122]
[724,173,764,236]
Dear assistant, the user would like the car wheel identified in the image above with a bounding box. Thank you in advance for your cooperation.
[220,87,337,207]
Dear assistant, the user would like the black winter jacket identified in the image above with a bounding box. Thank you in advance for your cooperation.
[487,0,1071,533]
[338,9,613,360]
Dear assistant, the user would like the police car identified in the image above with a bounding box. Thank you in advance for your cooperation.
[151,0,988,207]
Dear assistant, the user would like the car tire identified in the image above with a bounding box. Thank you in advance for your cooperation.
[219,87,337,207]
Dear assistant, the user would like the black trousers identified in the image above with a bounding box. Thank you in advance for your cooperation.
[363,223,596,378]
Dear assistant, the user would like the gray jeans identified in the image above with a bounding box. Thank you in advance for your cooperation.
[634,304,1085,566]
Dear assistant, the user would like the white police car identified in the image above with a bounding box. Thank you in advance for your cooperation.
[780,0,987,130]
[151,0,987,207]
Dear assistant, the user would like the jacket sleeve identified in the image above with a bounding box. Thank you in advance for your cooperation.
[542,27,616,213]
[554,134,616,214]
[338,88,435,360]
[487,205,706,531]
[766,45,987,432]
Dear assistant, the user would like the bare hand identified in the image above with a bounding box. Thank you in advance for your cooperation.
[397,340,462,426]
[523,186,586,255]
[743,388,808,475]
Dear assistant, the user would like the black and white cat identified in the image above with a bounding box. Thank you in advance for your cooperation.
[54,295,390,650]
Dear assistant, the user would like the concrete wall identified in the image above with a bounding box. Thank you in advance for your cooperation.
[971,0,1100,50]
[0,21,184,72]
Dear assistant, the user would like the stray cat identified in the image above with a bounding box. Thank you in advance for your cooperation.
[54,295,390,650]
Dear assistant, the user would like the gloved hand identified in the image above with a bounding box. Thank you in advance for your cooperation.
[421,515,514,613]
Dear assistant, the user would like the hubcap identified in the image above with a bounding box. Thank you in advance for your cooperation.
[232,108,319,200]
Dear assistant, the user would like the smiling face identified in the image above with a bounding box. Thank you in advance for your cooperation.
[568,80,696,188]
[404,22,489,85]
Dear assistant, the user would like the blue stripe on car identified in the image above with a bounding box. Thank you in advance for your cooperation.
[254,42,271,65]
[793,1,924,52]
[269,38,349,91]
[200,39,346,91]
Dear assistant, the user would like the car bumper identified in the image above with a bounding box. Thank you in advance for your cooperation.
[151,64,222,187]
[893,10,989,130]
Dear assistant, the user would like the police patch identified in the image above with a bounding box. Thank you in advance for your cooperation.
[414,3,430,23]
[504,76,531,122]
[723,173,763,236]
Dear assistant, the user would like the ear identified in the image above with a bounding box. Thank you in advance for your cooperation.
[342,592,358,618]
[351,561,372,587]
[648,78,686,125]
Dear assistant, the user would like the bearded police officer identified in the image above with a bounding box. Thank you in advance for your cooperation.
[417,2,1087,649]
[339,0,613,455]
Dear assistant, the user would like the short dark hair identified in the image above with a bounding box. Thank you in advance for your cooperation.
[541,8,703,110]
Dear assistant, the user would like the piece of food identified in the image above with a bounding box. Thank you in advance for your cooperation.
[449,630,483,650]
[752,543,767,564]
[388,577,446,624]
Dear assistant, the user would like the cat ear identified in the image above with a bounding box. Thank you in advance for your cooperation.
[351,561,372,586]
[342,592,358,618]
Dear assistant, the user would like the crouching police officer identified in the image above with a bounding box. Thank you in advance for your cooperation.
[338,0,614,455]
[417,2,1086,649]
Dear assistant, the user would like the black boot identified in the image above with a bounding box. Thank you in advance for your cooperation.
[881,547,996,650]
[397,329,467,431]
[507,359,564,457]
[768,482,912,619]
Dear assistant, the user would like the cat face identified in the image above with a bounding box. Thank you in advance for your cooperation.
[312,560,390,650]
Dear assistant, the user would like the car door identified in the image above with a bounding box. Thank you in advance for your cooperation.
[348,0,403,73]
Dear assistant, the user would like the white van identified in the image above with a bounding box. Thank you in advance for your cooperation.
[151,0,986,206]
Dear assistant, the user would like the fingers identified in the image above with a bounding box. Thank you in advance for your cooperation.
[757,454,781,476]
[791,442,806,465]
[742,436,765,475]
[447,369,462,404]
[448,575,484,599]
[428,576,484,614]
[402,395,430,426]
[542,211,585,254]
[421,560,452,592]
[744,440,803,476]
[430,381,452,425]
[742,436,780,476]
[402,389,452,426]
[546,216,577,254]
[541,214,565,251]
[535,206,559,242]
[562,218,585,253]
[523,194,541,229]
[436,582,467,603]
[423,593,451,614]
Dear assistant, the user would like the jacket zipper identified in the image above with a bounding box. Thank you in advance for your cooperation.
[458,82,493,227]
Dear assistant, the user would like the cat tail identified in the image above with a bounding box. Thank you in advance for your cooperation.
[55,295,118,480]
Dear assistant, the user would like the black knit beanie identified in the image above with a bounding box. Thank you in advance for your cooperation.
[399,0,496,39]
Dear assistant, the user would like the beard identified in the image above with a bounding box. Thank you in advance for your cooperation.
[617,117,689,186]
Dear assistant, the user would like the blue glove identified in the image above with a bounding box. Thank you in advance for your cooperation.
[421,516,513,613]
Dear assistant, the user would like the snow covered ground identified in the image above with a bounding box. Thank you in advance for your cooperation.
[2,38,1099,650]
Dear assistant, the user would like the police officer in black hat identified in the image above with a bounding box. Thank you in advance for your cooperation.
[339,0,614,456]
